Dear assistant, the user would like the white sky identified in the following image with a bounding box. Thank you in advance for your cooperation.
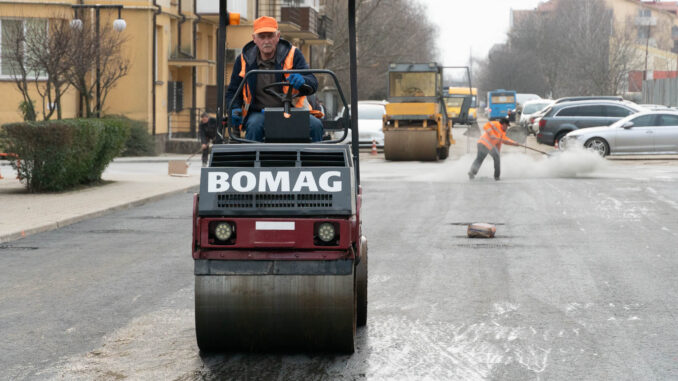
[420,0,545,66]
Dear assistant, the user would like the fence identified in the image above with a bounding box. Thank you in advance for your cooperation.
[642,78,678,107]
[168,107,208,139]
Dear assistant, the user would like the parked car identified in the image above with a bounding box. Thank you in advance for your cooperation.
[515,93,542,114]
[520,99,553,134]
[332,100,387,147]
[639,104,672,111]
[560,110,678,156]
[553,95,624,104]
[535,100,644,146]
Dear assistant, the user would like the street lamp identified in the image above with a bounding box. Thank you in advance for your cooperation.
[71,4,126,117]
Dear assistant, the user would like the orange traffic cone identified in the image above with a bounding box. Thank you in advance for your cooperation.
[554,139,559,149]
[371,139,378,155]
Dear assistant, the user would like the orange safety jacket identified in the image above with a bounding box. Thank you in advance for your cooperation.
[239,45,311,122]
[477,121,517,151]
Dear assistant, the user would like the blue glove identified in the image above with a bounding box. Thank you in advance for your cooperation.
[231,108,242,126]
[287,73,305,90]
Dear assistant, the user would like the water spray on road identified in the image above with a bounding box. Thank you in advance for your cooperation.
[441,147,608,181]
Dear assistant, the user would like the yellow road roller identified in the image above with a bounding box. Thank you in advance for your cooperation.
[383,63,454,161]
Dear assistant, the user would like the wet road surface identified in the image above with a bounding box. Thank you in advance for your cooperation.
[3,148,678,380]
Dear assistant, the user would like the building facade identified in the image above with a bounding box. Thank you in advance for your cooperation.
[0,0,331,149]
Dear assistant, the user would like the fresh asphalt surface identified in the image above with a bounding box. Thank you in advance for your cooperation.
[3,148,678,380]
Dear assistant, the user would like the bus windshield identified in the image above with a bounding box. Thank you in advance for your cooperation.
[389,72,437,97]
[490,94,515,104]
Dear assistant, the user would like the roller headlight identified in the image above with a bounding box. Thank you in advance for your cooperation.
[317,222,336,243]
[214,222,233,241]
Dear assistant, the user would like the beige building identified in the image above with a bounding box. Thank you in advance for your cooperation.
[0,0,332,150]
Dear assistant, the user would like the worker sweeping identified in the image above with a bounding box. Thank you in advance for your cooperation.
[468,114,519,181]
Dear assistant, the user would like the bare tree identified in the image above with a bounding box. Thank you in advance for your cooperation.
[478,0,641,98]
[1,19,37,120]
[66,16,129,117]
[313,0,437,99]
[24,17,73,120]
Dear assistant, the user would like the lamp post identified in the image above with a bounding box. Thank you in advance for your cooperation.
[71,4,126,118]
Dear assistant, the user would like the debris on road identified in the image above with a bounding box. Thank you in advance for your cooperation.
[467,223,496,238]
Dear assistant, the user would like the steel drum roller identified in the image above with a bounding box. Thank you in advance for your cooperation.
[383,129,438,161]
[195,267,356,352]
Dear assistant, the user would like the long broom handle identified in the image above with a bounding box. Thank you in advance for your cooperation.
[517,144,550,155]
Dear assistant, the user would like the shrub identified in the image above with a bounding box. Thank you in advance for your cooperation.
[102,115,155,157]
[1,119,129,192]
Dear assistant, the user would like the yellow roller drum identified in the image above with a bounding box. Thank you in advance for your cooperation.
[383,129,438,161]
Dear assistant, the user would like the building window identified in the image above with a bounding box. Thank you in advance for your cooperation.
[0,18,48,79]
[638,27,650,40]
[638,9,652,18]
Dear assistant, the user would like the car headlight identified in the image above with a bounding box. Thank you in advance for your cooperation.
[317,222,336,243]
[214,222,233,241]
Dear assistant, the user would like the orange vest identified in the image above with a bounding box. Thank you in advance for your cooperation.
[478,121,515,151]
[239,46,310,122]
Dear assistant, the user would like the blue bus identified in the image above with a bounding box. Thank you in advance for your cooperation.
[487,89,517,121]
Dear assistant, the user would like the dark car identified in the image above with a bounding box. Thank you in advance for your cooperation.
[536,100,644,146]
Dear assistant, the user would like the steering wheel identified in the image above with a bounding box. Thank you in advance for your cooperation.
[262,81,297,116]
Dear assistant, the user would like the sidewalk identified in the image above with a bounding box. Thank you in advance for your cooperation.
[0,155,202,244]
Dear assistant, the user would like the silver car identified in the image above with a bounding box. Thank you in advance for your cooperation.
[560,111,678,156]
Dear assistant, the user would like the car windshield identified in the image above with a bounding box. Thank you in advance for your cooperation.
[389,72,437,97]
[523,103,551,114]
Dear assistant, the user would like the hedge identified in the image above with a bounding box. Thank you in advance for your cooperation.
[102,115,156,157]
[1,119,129,192]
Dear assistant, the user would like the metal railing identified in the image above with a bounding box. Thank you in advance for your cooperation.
[168,107,209,139]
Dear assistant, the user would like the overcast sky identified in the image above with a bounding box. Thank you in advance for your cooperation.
[420,0,545,66]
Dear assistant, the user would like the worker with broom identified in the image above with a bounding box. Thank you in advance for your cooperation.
[199,112,218,167]
[468,114,519,181]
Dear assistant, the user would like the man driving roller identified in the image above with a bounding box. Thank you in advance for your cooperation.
[225,16,323,142]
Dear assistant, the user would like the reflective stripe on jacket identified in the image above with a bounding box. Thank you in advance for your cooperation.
[478,121,517,151]
[239,46,310,122]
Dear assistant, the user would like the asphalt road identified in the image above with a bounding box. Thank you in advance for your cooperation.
[3,145,678,380]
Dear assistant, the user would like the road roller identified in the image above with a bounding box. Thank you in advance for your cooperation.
[382,63,454,161]
[192,0,366,353]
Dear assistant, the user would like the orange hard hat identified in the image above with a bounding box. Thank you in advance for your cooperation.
[253,16,278,34]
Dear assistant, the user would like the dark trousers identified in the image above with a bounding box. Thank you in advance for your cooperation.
[201,142,212,165]
[469,143,501,179]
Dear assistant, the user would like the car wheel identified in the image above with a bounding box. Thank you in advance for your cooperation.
[554,132,568,147]
[584,137,609,157]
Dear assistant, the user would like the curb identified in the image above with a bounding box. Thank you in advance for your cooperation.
[0,184,199,244]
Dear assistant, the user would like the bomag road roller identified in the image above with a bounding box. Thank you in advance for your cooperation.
[192,0,366,353]
[382,63,454,161]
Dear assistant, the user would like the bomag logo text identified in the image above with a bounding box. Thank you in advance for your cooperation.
[208,170,342,193]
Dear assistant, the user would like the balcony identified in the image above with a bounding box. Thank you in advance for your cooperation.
[257,1,332,44]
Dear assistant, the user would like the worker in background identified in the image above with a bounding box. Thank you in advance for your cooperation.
[468,114,519,181]
[226,16,323,142]
[198,112,217,167]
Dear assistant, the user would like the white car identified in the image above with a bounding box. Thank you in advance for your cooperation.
[519,99,553,134]
[560,110,678,156]
[333,100,387,147]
